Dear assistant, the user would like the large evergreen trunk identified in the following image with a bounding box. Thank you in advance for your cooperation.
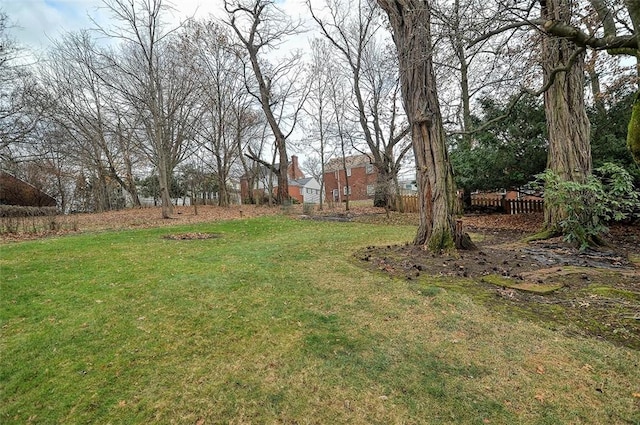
[377,0,464,251]
[541,0,592,230]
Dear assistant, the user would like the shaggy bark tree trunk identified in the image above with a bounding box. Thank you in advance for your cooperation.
[377,0,471,251]
[540,0,592,230]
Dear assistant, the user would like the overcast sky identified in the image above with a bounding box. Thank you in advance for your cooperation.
[1,0,312,60]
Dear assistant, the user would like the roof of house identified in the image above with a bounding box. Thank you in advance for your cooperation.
[0,171,57,207]
[288,177,318,187]
[296,177,315,186]
[325,154,373,173]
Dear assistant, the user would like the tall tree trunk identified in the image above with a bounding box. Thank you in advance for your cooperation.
[341,144,350,211]
[377,0,463,251]
[157,160,173,219]
[218,172,229,207]
[374,166,396,209]
[541,0,592,230]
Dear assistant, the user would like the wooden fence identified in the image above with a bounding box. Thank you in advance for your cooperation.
[399,194,419,213]
[471,196,544,214]
[398,195,543,215]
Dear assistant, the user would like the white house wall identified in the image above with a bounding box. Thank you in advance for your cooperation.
[301,178,322,204]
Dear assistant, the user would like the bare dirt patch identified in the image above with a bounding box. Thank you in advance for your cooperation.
[354,213,640,350]
[162,232,221,240]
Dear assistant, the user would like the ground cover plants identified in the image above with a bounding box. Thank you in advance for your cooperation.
[1,211,640,424]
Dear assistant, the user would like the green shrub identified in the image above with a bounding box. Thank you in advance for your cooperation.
[593,162,640,222]
[535,163,640,249]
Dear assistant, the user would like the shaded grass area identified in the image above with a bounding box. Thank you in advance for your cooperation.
[2,216,640,424]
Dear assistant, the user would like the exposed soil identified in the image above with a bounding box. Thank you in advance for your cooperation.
[162,232,221,240]
[354,213,640,350]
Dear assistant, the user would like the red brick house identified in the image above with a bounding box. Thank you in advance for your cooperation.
[323,154,378,203]
[240,155,320,204]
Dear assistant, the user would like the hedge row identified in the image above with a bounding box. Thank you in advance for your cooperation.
[0,205,58,218]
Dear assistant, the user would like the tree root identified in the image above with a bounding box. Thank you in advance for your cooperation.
[523,228,560,243]
[455,219,477,250]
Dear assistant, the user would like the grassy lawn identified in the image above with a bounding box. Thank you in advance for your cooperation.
[1,215,639,424]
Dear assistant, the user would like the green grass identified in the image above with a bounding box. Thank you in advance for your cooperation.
[1,215,640,424]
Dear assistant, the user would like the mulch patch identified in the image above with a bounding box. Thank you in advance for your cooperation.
[354,214,640,350]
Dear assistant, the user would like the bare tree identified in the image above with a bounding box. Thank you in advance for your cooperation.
[185,20,254,206]
[0,12,46,161]
[96,0,200,218]
[432,0,530,138]
[359,37,411,210]
[308,0,411,209]
[326,52,358,211]
[302,38,335,210]
[543,0,639,164]
[40,31,141,211]
[224,0,306,204]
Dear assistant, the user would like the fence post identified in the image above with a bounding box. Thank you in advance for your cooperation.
[501,195,508,214]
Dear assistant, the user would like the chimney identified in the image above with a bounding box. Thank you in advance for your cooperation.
[290,155,300,179]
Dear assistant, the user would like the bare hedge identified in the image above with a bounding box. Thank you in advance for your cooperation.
[0,205,58,218]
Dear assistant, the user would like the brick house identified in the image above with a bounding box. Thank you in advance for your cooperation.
[323,154,378,202]
[240,155,321,204]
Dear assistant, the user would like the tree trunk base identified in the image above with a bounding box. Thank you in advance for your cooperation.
[454,219,477,250]
[524,228,561,243]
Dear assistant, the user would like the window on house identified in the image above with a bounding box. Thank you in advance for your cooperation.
[343,186,351,195]
[346,168,351,177]
[306,188,312,194]
[365,163,374,174]
[366,184,375,196]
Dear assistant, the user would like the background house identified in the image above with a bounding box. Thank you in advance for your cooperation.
[290,177,322,204]
[240,156,320,204]
[323,154,377,202]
